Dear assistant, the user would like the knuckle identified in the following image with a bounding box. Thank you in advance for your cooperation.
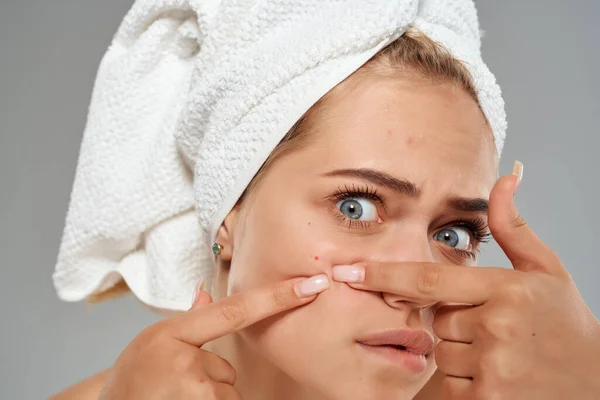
[221,357,237,383]
[210,353,237,384]
[138,323,162,341]
[220,300,247,327]
[172,350,200,374]
[473,374,506,400]
[479,312,519,341]
[478,348,519,385]
[415,264,440,296]
[135,323,169,350]
[478,351,497,376]
[498,275,534,305]
[475,372,511,400]
[184,377,214,397]
[510,213,527,229]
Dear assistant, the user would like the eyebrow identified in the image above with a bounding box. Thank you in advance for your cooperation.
[322,168,489,214]
[322,168,421,197]
[447,197,489,213]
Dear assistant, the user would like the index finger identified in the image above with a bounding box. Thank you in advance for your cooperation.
[167,274,329,346]
[334,262,518,305]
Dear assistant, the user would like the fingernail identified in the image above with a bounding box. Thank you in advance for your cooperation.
[512,160,524,189]
[191,279,205,305]
[332,265,365,283]
[294,274,330,298]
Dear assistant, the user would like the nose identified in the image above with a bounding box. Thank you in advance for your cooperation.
[376,228,439,310]
[382,292,438,309]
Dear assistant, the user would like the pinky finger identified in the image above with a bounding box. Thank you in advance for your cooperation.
[442,375,473,400]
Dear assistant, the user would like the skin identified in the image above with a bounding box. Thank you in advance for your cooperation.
[49,71,600,399]
[206,74,498,400]
[333,172,600,399]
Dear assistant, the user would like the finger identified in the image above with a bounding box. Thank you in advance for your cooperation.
[334,262,516,305]
[488,164,567,278]
[212,382,243,400]
[199,351,236,385]
[190,280,213,310]
[442,375,473,400]
[435,341,476,378]
[170,274,329,346]
[193,290,213,307]
[433,304,475,343]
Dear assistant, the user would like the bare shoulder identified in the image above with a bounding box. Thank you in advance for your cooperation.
[48,369,110,400]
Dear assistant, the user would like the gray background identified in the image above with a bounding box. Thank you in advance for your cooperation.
[1,0,598,399]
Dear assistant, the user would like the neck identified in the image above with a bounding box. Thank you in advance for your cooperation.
[206,333,330,400]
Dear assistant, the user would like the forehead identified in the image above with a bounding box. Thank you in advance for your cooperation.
[304,75,499,197]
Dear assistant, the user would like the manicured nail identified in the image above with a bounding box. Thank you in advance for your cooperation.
[294,274,330,297]
[332,265,365,283]
[512,160,524,189]
[191,279,205,305]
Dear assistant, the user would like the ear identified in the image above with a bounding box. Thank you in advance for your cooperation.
[213,206,240,262]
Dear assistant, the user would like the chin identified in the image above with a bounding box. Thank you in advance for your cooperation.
[314,377,426,400]
[284,355,434,400]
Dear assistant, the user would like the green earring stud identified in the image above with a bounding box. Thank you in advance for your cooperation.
[212,242,223,256]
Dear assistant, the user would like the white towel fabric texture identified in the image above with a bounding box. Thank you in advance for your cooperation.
[54,0,507,311]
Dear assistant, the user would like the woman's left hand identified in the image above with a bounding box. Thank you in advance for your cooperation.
[332,171,600,399]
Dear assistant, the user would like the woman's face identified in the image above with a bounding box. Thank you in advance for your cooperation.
[220,74,498,399]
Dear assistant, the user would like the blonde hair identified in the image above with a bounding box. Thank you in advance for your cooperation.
[88,27,479,304]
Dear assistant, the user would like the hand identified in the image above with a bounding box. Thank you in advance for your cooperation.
[332,170,600,399]
[98,274,329,399]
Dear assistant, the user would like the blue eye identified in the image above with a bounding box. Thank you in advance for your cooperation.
[337,198,378,221]
[434,227,471,250]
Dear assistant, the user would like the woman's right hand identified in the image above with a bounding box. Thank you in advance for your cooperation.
[98,274,329,399]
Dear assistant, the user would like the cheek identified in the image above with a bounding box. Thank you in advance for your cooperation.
[227,195,378,295]
[239,281,376,381]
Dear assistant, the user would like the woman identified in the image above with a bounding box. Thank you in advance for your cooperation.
[51,0,600,399]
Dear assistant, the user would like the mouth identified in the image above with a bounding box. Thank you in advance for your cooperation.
[355,329,435,374]
[384,344,407,351]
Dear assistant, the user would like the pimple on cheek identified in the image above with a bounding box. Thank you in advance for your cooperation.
[386,129,392,136]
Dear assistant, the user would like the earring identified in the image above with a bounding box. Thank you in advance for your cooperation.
[212,242,223,256]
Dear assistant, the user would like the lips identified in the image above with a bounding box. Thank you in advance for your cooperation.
[356,329,435,356]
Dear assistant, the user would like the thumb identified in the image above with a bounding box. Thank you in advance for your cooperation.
[488,161,566,277]
[190,279,213,310]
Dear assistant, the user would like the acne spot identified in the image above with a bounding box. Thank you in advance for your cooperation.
[386,129,392,136]
[406,136,414,145]
[308,221,311,226]
[314,256,319,261]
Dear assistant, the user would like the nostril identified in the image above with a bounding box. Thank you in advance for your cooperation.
[382,293,437,309]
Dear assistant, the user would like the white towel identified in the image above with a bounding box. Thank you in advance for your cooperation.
[54,0,507,311]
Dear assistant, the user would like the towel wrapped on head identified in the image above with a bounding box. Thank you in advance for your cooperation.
[54,0,506,311]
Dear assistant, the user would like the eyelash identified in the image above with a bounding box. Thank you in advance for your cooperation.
[327,184,384,229]
[327,184,492,259]
[449,218,492,260]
